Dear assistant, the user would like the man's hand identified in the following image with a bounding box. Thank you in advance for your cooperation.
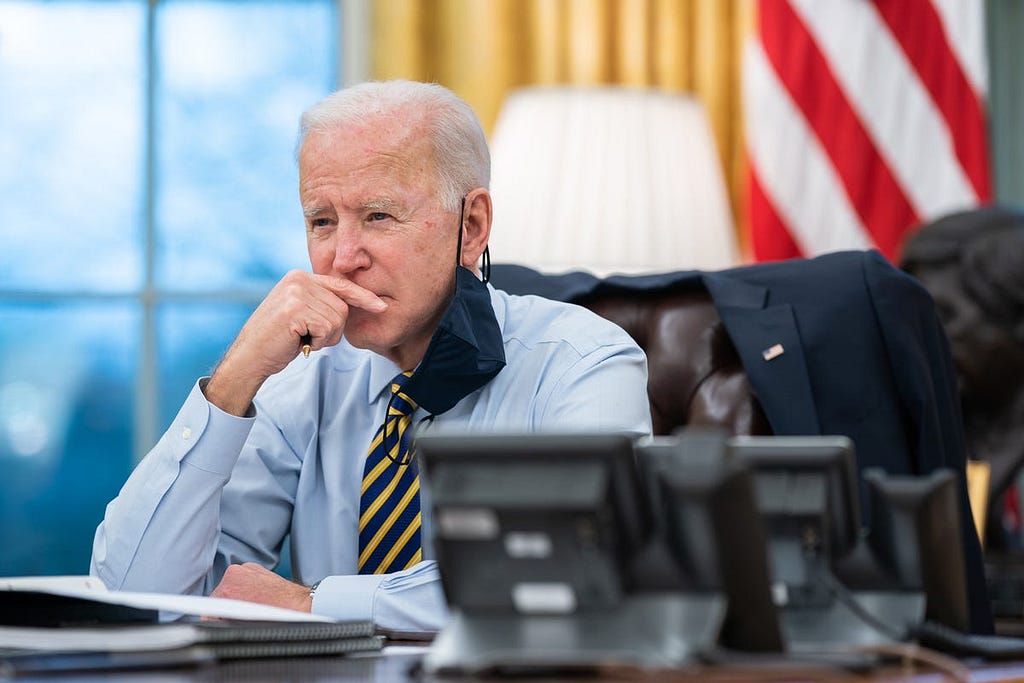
[205,270,387,415]
[209,562,313,613]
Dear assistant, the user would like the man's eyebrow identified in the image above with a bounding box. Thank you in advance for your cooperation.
[303,204,329,218]
[362,198,402,213]
[302,197,405,218]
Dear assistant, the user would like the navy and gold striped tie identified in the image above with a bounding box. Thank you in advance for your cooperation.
[358,371,423,574]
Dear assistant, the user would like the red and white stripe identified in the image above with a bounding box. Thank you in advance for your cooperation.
[743,0,992,263]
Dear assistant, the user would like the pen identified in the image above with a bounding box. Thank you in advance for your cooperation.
[300,333,312,358]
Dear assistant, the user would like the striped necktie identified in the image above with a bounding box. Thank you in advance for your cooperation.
[358,371,423,574]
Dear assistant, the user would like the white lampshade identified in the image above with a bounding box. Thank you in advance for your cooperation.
[487,86,739,276]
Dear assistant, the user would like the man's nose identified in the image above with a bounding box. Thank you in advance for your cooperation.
[331,226,371,273]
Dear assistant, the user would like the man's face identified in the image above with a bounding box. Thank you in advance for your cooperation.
[298,112,459,369]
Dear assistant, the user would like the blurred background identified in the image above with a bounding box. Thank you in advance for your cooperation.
[1,0,1021,577]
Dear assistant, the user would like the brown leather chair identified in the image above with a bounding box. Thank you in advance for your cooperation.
[574,270,987,549]
[576,288,771,438]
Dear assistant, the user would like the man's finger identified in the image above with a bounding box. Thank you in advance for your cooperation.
[316,275,388,312]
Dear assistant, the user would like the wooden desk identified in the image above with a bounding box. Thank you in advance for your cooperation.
[8,649,1024,683]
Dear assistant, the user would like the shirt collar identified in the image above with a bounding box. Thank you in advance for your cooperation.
[367,354,404,405]
[486,282,508,334]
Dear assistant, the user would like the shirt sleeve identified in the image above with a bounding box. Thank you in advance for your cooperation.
[310,560,447,634]
[90,378,257,594]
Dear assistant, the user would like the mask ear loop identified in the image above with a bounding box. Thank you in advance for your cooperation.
[456,195,466,268]
[456,194,491,284]
[408,414,436,464]
[382,390,405,465]
[382,386,437,466]
[383,386,428,466]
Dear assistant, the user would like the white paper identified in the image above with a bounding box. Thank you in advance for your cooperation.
[95,589,335,622]
[1,575,333,623]
[0,575,108,592]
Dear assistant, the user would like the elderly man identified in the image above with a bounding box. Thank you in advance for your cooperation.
[91,80,651,634]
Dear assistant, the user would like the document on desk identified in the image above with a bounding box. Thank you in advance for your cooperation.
[0,575,334,623]
[0,621,384,677]
[0,577,384,676]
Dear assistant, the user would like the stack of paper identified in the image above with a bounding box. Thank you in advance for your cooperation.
[0,576,382,676]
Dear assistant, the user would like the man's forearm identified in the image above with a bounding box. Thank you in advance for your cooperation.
[91,380,255,593]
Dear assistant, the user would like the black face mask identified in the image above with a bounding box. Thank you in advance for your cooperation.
[400,198,506,415]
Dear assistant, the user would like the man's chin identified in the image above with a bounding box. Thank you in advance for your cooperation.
[343,321,399,357]
[343,328,383,354]
[344,322,435,369]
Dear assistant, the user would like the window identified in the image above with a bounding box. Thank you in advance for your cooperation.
[0,0,338,576]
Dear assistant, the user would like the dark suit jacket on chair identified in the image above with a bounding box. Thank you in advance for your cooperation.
[490,249,991,634]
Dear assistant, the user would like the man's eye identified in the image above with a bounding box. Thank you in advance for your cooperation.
[367,212,390,222]
[309,218,332,230]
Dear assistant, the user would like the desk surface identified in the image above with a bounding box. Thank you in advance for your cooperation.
[8,650,1024,683]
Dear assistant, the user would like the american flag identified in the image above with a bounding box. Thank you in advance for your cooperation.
[743,0,992,263]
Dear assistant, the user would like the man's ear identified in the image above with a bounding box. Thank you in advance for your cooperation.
[460,188,493,270]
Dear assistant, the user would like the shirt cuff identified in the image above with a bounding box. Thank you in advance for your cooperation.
[311,573,385,624]
[311,564,447,635]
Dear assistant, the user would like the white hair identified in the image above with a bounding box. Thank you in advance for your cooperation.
[297,80,490,212]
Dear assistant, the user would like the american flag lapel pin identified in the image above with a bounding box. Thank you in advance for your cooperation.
[762,343,785,361]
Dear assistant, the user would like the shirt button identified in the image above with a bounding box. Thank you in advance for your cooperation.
[182,427,192,440]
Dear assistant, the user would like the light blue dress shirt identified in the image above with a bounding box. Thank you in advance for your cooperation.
[91,286,652,634]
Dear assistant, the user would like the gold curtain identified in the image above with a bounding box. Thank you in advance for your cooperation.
[371,0,753,251]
